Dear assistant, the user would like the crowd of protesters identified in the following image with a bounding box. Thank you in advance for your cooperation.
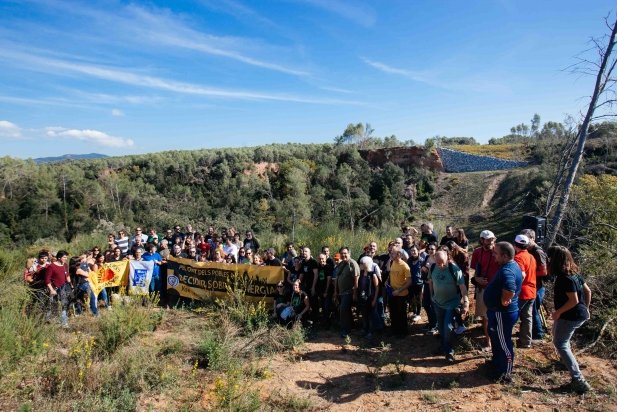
[22,222,592,393]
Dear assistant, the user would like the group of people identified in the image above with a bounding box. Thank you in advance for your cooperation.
[22,222,593,393]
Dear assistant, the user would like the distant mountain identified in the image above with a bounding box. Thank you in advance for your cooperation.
[33,153,109,164]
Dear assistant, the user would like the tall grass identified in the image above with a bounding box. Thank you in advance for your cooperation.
[259,221,401,257]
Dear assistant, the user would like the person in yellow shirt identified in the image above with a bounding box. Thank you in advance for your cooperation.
[389,246,411,338]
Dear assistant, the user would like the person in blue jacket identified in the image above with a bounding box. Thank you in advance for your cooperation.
[483,241,523,383]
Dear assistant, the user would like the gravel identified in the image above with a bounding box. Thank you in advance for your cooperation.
[437,147,528,173]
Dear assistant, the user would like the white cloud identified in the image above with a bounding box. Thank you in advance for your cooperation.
[0,49,363,106]
[362,58,431,83]
[111,108,125,117]
[45,127,134,148]
[0,120,22,138]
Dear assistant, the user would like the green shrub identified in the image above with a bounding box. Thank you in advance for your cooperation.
[96,300,163,355]
[0,304,55,374]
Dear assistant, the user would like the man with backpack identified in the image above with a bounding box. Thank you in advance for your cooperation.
[427,251,469,362]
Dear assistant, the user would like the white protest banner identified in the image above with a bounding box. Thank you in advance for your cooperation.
[128,260,154,295]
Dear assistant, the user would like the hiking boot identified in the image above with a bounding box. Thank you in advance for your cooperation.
[446,353,455,363]
[570,379,592,394]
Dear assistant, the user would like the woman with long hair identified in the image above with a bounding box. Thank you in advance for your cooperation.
[548,245,592,394]
[455,228,469,249]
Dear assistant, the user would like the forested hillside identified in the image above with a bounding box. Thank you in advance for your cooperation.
[0,144,436,245]
[2,119,615,246]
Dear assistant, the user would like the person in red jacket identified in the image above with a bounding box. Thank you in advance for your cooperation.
[470,230,500,349]
[513,235,537,348]
[45,250,71,327]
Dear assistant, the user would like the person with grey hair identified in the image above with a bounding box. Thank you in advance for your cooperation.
[428,250,469,362]
[264,248,282,267]
[388,246,411,338]
[484,242,523,383]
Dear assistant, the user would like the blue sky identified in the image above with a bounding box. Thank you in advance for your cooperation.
[0,0,615,158]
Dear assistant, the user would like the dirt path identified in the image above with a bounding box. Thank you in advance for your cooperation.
[481,173,508,209]
[260,320,617,411]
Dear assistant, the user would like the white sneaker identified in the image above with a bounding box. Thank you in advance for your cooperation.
[455,325,466,335]
[412,315,421,322]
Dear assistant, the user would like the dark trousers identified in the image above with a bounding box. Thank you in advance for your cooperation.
[422,286,437,328]
[532,286,546,339]
[488,310,518,378]
[389,295,408,336]
[409,284,423,315]
[339,292,353,336]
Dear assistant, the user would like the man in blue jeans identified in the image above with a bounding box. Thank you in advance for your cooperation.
[428,251,469,362]
[484,242,523,383]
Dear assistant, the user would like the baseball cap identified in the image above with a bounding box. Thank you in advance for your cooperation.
[514,234,530,247]
[480,230,496,239]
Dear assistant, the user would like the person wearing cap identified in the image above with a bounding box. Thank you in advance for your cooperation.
[513,234,537,348]
[520,229,549,341]
[484,242,523,383]
[471,229,500,349]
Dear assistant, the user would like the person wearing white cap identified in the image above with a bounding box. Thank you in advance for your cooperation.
[513,234,537,348]
[470,229,500,349]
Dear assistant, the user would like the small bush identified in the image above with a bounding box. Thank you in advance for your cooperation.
[96,300,163,354]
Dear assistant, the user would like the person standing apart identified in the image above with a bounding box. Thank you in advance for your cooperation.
[548,245,592,394]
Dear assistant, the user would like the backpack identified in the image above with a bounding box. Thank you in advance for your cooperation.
[430,262,461,297]
[358,271,374,302]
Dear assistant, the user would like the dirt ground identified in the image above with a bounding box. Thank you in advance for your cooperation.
[259,315,617,412]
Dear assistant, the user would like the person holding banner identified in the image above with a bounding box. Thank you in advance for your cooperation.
[90,254,111,310]
[143,244,163,294]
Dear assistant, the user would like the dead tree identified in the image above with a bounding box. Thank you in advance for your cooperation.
[546,13,617,246]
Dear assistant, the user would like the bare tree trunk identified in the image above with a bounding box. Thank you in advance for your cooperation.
[62,174,69,234]
[547,15,617,246]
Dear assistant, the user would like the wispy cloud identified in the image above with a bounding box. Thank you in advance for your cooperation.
[294,0,376,27]
[363,57,511,94]
[46,127,134,148]
[362,58,431,83]
[16,0,309,77]
[111,108,125,117]
[0,120,22,139]
[0,49,363,105]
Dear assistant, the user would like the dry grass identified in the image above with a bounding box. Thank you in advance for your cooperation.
[451,144,530,160]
